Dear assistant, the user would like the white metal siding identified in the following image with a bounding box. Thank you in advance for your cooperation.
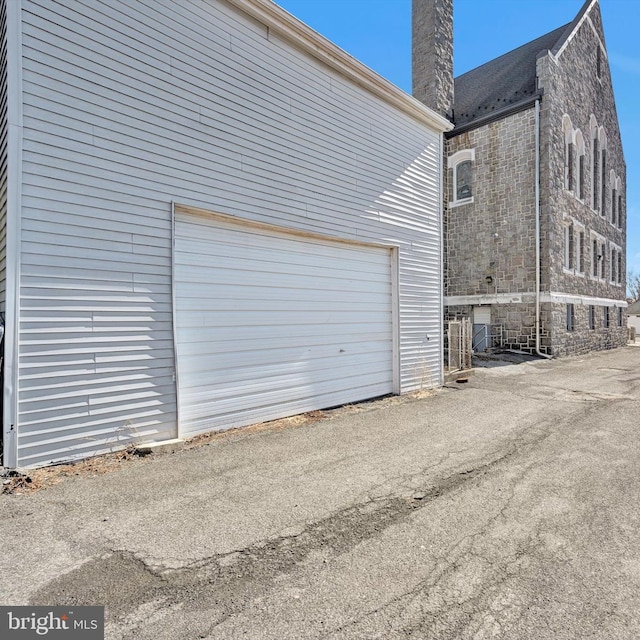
[17,0,443,466]
[175,213,393,436]
[0,0,7,315]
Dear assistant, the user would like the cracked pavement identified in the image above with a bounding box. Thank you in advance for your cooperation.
[2,346,640,639]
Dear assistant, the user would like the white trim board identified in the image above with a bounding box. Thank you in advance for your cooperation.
[445,292,627,308]
[3,0,23,468]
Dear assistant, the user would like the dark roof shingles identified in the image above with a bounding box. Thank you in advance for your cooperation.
[453,24,568,127]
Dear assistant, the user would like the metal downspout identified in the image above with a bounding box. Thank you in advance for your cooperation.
[535,98,552,359]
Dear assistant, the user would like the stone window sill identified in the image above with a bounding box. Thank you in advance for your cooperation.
[449,197,474,209]
[563,268,585,278]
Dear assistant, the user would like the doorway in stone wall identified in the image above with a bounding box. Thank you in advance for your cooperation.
[472,306,491,352]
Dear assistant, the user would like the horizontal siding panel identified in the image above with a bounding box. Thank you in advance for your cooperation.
[180,383,392,436]
[17,0,443,465]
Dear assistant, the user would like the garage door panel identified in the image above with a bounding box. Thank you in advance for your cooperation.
[176,288,391,310]
[181,347,392,388]
[175,281,388,302]
[176,321,390,341]
[177,224,385,264]
[175,268,390,293]
[181,360,392,409]
[177,243,392,277]
[175,310,391,331]
[178,332,391,358]
[180,377,393,428]
[175,214,394,438]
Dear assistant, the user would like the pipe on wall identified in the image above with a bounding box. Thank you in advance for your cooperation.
[535,98,552,359]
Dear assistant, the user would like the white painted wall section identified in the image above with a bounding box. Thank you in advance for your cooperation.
[15,0,445,466]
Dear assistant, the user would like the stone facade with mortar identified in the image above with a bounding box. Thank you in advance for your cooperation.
[417,0,626,358]
[443,108,543,352]
[412,0,453,120]
[536,1,627,355]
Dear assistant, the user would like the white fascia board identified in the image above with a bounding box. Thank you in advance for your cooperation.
[226,0,453,134]
[3,0,23,468]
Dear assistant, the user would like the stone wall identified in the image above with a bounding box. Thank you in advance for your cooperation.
[445,109,537,298]
[445,302,549,355]
[537,0,627,354]
[412,0,453,119]
[444,1,627,358]
[550,303,627,357]
[444,109,544,354]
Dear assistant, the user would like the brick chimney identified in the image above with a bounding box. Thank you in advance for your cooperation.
[412,0,454,121]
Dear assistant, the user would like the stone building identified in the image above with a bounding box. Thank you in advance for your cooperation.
[413,0,627,356]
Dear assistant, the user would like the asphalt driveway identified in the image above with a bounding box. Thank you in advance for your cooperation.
[2,346,640,639]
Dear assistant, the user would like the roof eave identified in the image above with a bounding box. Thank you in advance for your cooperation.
[447,92,543,138]
[226,0,454,133]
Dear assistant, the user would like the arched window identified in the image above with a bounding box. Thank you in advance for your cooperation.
[563,223,572,269]
[448,149,475,206]
[616,177,623,229]
[590,116,599,211]
[599,127,607,217]
[610,170,617,226]
[575,130,585,200]
[562,115,574,191]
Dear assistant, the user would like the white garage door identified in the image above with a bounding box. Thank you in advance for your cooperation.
[174,213,395,437]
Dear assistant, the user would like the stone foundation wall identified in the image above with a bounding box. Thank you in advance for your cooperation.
[444,300,626,357]
[550,303,627,357]
[445,302,550,355]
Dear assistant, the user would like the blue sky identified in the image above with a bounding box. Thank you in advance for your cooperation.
[275,0,639,281]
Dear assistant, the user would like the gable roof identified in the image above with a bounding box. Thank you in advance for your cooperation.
[453,24,567,128]
[451,0,597,131]
[551,0,596,57]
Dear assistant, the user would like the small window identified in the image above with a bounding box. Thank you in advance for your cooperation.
[448,149,475,207]
[567,143,575,190]
[618,252,622,285]
[604,306,610,328]
[600,148,607,216]
[577,231,585,274]
[589,305,596,330]
[618,193,623,229]
[611,247,617,284]
[592,239,599,277]
[618,307,624,327]
[592,136,599,211]
[564,225,571,269]
[563,116,574,191]
[456,161,472,201]
[566,304,575,332]
[575,129,584,200]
